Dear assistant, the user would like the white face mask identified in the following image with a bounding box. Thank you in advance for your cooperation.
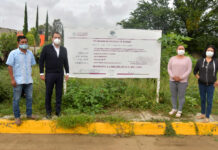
[177,49,185,55]
[206,51,214,57]
[53,38,61,45]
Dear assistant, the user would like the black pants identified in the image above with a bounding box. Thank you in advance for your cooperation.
[45,73,64,115]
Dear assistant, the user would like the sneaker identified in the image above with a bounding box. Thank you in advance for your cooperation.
[169,109,177,115]
[176,111,182,118]
[15,118,21,126]
[203,118,210,123]
[196,114,206,119]
[56,112,61,117]
[46,114,51,119]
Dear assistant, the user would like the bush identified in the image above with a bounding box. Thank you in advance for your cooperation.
[0,32,17,64]
[63,79,127,114]
[0,79,11,102]
[159,33,192,76]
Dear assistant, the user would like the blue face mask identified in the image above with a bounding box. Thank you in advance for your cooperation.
[19,44,28,50]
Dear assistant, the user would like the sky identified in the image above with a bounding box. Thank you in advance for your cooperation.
[0,0,139,31]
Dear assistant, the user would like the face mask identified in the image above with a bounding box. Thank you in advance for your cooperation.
[177,49,185,55]
[19,44,28,50]
[206,51,214,57]
[53,38,61,45]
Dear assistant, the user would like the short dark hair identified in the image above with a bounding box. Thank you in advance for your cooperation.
[202,45,217,59]
[52,32,61,38]
[177,45,185,49]
[17,35,28,42]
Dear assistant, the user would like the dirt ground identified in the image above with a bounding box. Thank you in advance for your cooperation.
[0,134,217,150]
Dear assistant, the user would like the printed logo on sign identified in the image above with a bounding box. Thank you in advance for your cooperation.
[110,31,115,36]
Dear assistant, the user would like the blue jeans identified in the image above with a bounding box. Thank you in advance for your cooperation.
[198,82,215,118]
[13,84,33,118]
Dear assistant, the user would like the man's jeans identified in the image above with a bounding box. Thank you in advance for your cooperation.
[13,83,33,118]
[198,82,215,118]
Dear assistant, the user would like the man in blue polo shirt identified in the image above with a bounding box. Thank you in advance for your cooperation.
[6,35,36,126]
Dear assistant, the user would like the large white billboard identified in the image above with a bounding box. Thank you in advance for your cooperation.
[64,28,162,78]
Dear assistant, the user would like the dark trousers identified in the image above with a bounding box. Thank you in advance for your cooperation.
[198,82,215,118]
[45,73,64,115]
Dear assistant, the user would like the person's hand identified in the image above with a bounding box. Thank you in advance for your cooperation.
[11,79,16,87]
[214,81,218,87]
[65,75,69,81]
[173,76,181,81]
[40,75,45,80]
[195,74,200,79]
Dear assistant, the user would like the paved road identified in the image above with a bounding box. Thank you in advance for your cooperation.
[0,134,218,150]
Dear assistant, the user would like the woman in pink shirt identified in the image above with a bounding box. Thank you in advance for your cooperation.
[168,45,192,117]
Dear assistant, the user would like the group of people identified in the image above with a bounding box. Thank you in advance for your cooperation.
[168,45,217,123]
[5,32,217,125]
[6,32,69,125]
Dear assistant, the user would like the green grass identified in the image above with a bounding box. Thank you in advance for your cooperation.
[96,115,128,123]
[57,114,95,128]
[1,64,218,122]
[0,65,54,116]
[164,121,176,136]
[56,113,128,129]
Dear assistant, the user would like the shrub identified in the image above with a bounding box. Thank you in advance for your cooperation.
[62,79,127,114]
[0,80,11,102]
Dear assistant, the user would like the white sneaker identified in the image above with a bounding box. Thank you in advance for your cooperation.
[169,109,177,115]
[176,111,182,118]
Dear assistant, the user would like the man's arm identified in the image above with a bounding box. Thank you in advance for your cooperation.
[39,46,46,80]
[8,66,16,87]
[64,48,69,81]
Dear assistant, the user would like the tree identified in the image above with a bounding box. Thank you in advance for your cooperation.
[118,0,218,53]
[52,19,63,34]
[45,11,49,42]
[61,27,64,46]
[35,5,40,46]
[173,0,218,53]
[52,19,64,45]
[23,3,28,36]
[159,32,192,76]
[117,0,174,33]
[0,32,17,63]
[26,28,36,46]
[38,23,52,35]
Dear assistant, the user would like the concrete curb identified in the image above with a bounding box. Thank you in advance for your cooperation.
[0,119,218,135]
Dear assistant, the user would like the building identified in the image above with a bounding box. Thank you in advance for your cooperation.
[0,27,17,35]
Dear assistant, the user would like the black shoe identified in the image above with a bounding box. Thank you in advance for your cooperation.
[56,113,61,117]
[46,114,51,119]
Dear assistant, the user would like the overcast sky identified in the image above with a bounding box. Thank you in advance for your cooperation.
[0,0,139,31]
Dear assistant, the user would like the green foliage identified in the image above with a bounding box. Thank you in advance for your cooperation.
[57,114,95,128]
[174,0,218,53]
[118,0,218,53]
[52,19,64,44]
[27,27,40,47]
[0,81,10,102]
[97,115,127,124]
[0,66,12,102]
[118,0,174,33]
[35,46,43,63]
[63,78,162,114]
[0,32,17,63]
[26,32,35,46]
[45,11,49,41]
[63,79,127,114]
[164,121,176,136]
[34,6,40,46]
[159,32,192,76]
[23,3,28,36]
[0,44,3,57]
